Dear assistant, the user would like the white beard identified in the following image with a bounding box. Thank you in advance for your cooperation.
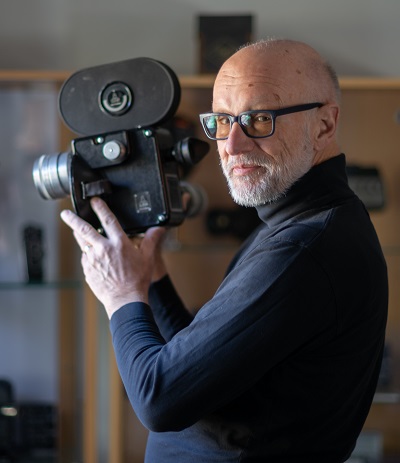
[221,144,315,207]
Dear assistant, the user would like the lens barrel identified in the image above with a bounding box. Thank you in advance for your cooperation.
[32,152,71,200]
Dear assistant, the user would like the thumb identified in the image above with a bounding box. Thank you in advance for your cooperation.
[143,227,168,252]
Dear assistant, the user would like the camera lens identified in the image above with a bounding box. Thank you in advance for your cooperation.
[32,152,71,200]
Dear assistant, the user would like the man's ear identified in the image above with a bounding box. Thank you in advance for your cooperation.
[313,104,340,150]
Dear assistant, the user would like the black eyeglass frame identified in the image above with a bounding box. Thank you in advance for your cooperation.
[199,102,323,140]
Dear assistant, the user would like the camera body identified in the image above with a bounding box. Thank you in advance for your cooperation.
[69,127,196,234]
[33,57,209,235]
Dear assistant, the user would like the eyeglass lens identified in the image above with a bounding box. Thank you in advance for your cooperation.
[203,111,274,139]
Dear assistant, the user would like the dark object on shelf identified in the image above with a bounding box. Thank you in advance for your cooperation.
[0,379,16,460]
[23,225,44,282]
[16,403,57,455]
[0,381,57,461]
[346,165,385,211]
[206,207,261,241]
[0,381,13,404]
[198,15,253,73]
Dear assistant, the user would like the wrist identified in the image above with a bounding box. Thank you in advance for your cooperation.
[104,291,149,319]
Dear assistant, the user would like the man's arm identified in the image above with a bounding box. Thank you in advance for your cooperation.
[149,275,194,340]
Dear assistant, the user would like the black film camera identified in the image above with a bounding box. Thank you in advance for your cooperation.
[32,58,209,235]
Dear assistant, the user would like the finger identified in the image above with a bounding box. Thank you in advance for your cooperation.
[60,208,104,248]
[182,191,191,212]
[73,231,92,253]
[89,198,125,240]
[142,227,168,252]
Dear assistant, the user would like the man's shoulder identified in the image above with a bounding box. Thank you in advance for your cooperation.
[255,198,373,252]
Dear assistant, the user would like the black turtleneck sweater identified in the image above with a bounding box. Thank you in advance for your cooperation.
[110,154,388,463]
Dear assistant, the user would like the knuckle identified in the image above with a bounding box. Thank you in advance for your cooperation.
[103,214,117,227]
[79,222,94,237]
[113,238,126,254]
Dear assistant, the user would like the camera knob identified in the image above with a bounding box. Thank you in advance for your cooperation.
[102,140,126,161]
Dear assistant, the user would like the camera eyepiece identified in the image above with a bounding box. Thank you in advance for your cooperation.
[172,138,210,166]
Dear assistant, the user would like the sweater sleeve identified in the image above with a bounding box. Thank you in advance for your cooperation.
[148,275,194,341]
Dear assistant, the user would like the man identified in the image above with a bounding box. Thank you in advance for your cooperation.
[61,39,388,462]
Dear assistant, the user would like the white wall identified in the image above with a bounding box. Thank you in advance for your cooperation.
[0,0,399,76]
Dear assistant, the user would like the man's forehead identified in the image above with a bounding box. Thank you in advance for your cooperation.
[215,50,298,91]
[213,49,317,108]
[213,66,289,110]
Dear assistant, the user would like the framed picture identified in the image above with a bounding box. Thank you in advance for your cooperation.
[198,15,253,73]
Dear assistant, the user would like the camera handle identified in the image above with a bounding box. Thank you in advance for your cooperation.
[81,179,112,199]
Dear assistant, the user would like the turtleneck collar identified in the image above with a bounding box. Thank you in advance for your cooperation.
[256,154,354,227]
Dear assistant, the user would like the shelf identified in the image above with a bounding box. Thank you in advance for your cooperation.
[339,77,400,90]
[374,391,400,404]
[0,69,69,83]
[0,71,399,91]
[0,280,82,290]
[179,75,400,91]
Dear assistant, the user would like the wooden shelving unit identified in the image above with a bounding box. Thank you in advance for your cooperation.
[1,70,400,462]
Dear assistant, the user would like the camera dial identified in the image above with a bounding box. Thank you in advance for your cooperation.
[102,140,126,160]
[100,82,133,116]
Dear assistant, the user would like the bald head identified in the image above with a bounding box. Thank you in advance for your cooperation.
[215,39,340,107]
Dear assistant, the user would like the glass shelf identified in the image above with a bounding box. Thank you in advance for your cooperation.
[374,390,400,404]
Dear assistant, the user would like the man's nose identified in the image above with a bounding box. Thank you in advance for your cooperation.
[224,122,254,156]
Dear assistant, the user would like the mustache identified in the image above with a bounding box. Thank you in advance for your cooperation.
[222,154,277,173]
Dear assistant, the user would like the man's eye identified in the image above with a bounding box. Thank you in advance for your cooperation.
[217,116,231,126]
[254,114,272,123]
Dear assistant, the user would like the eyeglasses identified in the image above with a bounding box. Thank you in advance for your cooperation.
[199,102,323,140]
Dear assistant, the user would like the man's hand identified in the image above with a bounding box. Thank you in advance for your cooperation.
[60,197,167,319]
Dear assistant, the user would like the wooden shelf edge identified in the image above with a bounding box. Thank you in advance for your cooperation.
[1,70,399,90]
[339,77,400,90]
[0,69,70,83]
